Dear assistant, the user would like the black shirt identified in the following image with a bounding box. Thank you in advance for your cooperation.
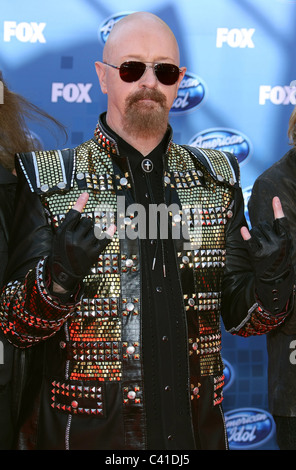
[107,125,195,449]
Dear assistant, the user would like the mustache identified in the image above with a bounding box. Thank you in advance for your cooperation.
[127,89,167,107]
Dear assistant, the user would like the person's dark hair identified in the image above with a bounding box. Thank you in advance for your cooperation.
[288,106,296,148]
[0,72,67,172]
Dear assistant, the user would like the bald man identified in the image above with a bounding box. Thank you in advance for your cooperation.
[0,12,294,451]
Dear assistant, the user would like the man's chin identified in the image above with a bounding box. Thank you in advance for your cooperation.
[123,114,168,137]
[123,102,169,136]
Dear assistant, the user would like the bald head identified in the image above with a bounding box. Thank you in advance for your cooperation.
[95,11,186,152]
[103,12,180,65]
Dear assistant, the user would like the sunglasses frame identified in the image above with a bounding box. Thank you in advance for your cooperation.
[104,61,182,85]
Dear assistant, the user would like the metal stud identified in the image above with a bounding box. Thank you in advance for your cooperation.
[120,177,128,186]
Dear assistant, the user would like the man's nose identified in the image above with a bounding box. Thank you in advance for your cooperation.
[138,65,158,87]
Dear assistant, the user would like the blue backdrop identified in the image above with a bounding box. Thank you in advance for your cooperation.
[1,0,296,450]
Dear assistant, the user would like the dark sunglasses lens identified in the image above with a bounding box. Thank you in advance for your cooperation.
[119,62,146,82]
[155,63,180,85]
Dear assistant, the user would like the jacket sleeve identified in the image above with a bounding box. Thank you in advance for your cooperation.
[0,157,77,348]
[248,173,296,334]
[221,183,292,336]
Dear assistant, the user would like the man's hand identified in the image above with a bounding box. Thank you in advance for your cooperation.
[49,192,116,294]
[240,196,284,241]
[240,196,294,313]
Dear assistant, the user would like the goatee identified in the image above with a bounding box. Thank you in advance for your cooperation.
[123,88,169,138]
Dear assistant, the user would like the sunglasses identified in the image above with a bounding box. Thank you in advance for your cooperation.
[104,61,182,85]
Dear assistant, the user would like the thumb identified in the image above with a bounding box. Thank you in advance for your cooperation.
[72,192,89,213]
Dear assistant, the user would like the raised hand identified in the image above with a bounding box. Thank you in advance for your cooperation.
[240,196,294,312]
[49,192,116,294]
[240,196,284,241]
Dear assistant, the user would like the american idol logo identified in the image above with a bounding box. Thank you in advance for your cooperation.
[99,12,133,44]
[170,72,207,114]
[223,358,235,391]
[188,128,252,165]
[225,408,275,449]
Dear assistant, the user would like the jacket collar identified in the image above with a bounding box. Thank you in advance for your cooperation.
[92,113,237,186]
[93,112,173,157]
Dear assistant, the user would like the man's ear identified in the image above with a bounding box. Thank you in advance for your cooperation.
[95,61,107,94]
[177,66,186,86]
[174,66,186,98]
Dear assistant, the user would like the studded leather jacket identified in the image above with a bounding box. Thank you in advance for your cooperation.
[0,114,291,450]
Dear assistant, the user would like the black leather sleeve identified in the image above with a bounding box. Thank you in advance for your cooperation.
[5,157,53,283]
[221,184,292,334]
[221,185,257,331]
[0,157,77,348]
[249,172,296,334]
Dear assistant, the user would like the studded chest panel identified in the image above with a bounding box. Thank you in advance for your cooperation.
[167,144,235,381]
[37,141,124,384]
